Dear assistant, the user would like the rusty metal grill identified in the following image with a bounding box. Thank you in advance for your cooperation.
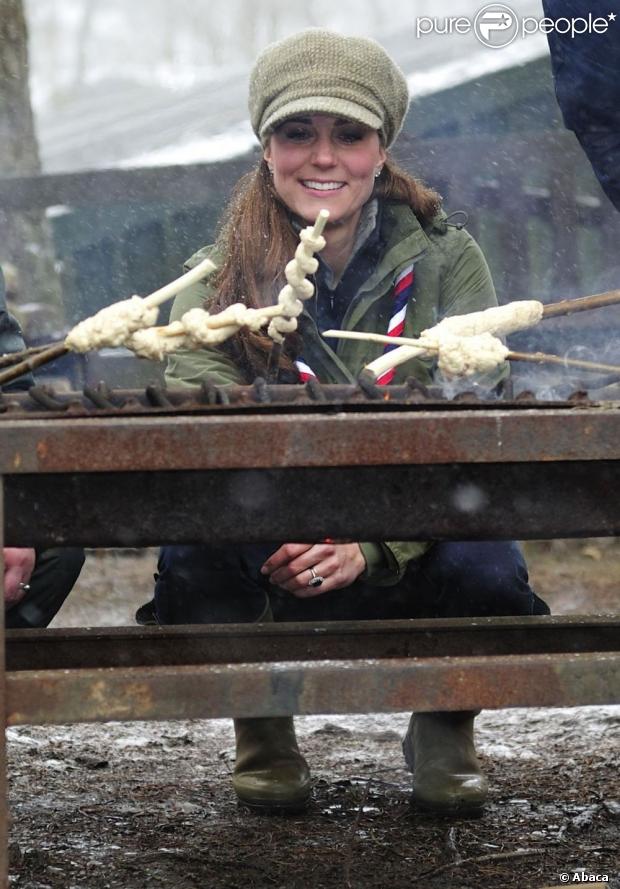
[1,381,617,716]
[4,617,619,726]
[1,387,617,689]
[0,383,618,546]
[0,378,618,878]
[0,380,608,418]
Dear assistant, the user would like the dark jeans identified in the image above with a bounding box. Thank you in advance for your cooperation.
[6,548,85,629]
[154,541,550,625]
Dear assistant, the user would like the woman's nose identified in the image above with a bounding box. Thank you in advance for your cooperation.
[311,136,337,167]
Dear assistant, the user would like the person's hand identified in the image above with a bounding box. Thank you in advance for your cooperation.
[261,541,365,598]
[4,548,36,608]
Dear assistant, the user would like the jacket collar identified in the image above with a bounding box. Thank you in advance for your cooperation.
[297,202,435,382]
[342,202,431,332]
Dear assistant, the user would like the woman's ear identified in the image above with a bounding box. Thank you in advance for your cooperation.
[263,146,274,175]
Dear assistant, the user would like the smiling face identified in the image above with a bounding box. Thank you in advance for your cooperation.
[263,114,386,241]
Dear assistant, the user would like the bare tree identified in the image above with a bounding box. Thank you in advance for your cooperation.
[0,0,62,324]
[72,0,98,91]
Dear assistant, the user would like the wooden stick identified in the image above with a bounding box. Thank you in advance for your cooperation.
[325,330,620,376]
[507,350,620,374]
[0,344,55,368]
[0,342,68,388]
[142,258,217,309]
[410,845,609,884]
[323,329,437,350]
[410,847,556,884]
[542,288,620,318]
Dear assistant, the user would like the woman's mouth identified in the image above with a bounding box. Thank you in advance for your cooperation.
[301,180,346,192]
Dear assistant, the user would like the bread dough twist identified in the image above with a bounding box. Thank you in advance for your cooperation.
[267,214,328,342]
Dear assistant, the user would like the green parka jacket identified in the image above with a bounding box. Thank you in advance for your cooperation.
[165,201,499,586]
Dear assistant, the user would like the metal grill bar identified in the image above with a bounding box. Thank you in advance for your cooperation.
[0,407,618,475]
[6,617,618,671]
[6,652,618,726]
[0,382,606,418]
[5,461,619,547]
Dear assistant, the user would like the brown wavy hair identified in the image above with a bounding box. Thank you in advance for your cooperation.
[209,155,441,380]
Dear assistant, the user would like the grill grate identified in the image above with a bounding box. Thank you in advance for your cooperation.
[0,377,603,419]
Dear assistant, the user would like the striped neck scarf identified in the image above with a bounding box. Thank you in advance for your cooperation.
[295,261,416,384]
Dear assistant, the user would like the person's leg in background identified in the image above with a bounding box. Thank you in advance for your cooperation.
[404,540,550,619]
[153,542,311,812]
[153,543,272,625]
[6,548,85,629]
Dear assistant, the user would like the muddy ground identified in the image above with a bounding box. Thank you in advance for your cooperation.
[7,541,620,889]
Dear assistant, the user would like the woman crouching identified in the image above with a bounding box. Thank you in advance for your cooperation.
[148,28,550,815]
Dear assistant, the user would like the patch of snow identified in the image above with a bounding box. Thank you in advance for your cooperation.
[409,31,549,98]
[45,205,73,219]
[118,123,256,169]
[6,728,43,747]
[480,741,537,760]
[42,759,67,771]
[111,736,154,748]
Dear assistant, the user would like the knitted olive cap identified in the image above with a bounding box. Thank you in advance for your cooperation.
[249,29,409,148]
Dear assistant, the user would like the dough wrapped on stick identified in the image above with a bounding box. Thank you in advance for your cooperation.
[0,260,217,387]
[363,300,543,380]
[127,210,330,360]
[65,258,217,352]
[267,209,329,343]
[324,329,510,378]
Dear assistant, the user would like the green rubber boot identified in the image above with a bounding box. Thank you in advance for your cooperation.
[402,711,488,815]
[232,716,311,812]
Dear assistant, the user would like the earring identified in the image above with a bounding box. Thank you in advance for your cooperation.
[267,164,274,175]
[374,167,383,179]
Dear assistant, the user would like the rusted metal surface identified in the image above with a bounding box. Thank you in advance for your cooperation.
[4,460,619,547]
[6,617,619,672]
[0,393,617,763]
[0,386,617,547]
[6,652,619,726]
[0,406,619,475]
[0,383,600,416]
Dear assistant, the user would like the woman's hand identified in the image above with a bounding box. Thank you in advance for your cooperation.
[4,547,36,608]
[261,541,366,598]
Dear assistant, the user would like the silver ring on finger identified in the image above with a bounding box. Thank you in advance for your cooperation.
[308,567,325,588]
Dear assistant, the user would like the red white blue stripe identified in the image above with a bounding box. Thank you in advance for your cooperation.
[295,359,316,382]
[375,262,416,385]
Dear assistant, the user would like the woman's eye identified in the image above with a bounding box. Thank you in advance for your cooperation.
[282,127,312,141]
[337,129,365,144]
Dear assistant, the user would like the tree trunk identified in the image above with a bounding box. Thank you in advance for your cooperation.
[0,0,63,330]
